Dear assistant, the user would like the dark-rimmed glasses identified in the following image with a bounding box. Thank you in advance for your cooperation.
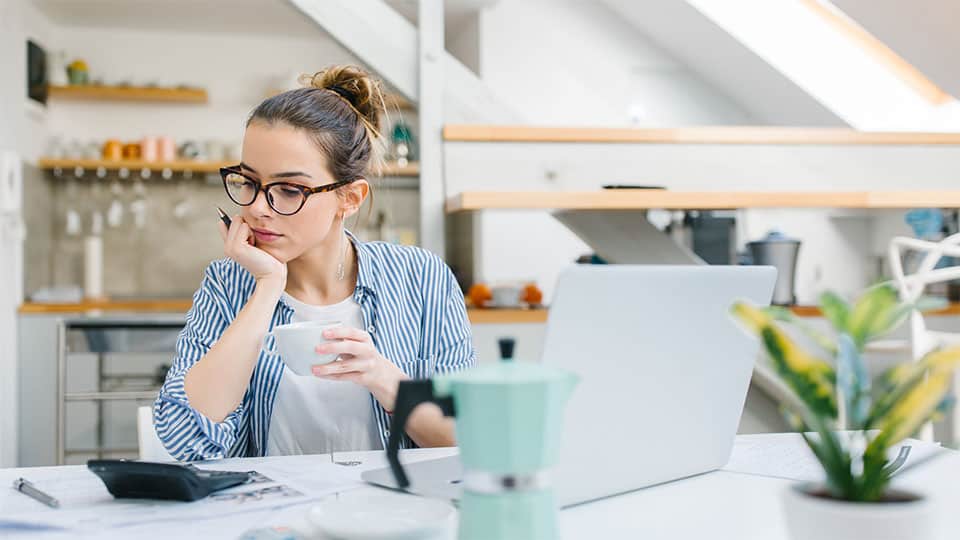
[220,166,353,216]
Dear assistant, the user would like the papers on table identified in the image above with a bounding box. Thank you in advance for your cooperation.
[723,433,945,483]
[0,455,367,535]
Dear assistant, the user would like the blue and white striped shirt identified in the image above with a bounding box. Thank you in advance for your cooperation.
[154,236,477,461]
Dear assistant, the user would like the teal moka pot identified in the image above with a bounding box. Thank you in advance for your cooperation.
[387,362,578,540]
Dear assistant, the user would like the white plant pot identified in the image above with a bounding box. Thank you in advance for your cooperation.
[782,483,934,540]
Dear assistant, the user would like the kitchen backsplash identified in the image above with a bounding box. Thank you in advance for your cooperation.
[24,170,419,299]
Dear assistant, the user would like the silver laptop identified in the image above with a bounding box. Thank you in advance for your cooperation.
[363,265,776,507]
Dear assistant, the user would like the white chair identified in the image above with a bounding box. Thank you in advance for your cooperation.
[137,405,176,461]
[889,233,960,445]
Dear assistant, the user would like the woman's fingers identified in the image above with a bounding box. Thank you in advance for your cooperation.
[322,326,372,343]
[225,219,252,257]
[314,371,363,383]
[312,357,374,377]
[223,215,241,254]
[316,339,370,357]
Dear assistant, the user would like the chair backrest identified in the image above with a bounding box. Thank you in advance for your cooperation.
[888,233,960,359]
[137,405,175,462]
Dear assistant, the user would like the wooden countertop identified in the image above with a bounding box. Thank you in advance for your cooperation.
[20,301,960,321]
[16,300,550,323]
[19,299,194,314]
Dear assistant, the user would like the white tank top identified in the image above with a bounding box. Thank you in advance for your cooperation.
[265,292,383,456]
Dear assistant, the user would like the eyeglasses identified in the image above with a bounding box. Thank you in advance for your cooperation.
[220,166,353,216]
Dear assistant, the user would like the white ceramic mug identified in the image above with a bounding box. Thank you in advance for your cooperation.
[491,284,522,308]
[264,320,343,376]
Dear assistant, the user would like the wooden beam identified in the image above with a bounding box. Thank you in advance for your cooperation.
[443,125,960,145]
[447,191,960,212]
[799,0,953,105]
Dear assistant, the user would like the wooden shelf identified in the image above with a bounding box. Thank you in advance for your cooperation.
[38,158,419,177]
[48,84,208,103]
[466,305,960,323]
[467,308,549,324]
[37,158,232,174]
[447,191,960,213]
[444,125,960,145]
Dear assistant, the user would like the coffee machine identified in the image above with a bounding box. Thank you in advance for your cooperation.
[387,362,578,540]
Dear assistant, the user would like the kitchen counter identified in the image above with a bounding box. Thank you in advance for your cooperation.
[18,300,550,323]
[21,300,960,321]
[19,299,193,314]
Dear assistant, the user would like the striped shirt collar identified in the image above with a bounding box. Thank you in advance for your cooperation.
[348,230,379,298]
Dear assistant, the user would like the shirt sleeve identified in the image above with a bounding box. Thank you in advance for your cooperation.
[153,263,248,461]
[422,258,477,378]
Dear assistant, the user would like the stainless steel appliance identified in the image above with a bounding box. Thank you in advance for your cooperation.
[748,231,801,306]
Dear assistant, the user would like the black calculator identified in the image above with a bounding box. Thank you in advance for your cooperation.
[87,459,253,502]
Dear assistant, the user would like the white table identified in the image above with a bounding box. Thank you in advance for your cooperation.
[3,434,960,539]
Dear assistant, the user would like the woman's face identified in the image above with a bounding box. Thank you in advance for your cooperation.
[236,121,365,263]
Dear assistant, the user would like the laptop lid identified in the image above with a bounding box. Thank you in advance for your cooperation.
[363,265,776,507]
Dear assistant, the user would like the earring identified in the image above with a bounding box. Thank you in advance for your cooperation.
[335,215,346,281]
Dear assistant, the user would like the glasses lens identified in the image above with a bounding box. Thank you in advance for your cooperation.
[266,184,307,215]
[224,172,257,205]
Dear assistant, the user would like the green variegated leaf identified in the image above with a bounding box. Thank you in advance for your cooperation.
[847,284,899,349]
[761,326,838,419]
[765,306,837,355]
[819,291,851,334]
[870,371,951,451]
[865,303,912,344]
[836,333,870,429]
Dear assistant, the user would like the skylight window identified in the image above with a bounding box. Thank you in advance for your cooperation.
[686,0,960,131]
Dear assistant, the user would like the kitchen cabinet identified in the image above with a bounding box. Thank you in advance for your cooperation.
[18,313,183,466]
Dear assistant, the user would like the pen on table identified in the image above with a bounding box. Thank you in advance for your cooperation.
[12,478,60,509]
[217,207,232,229]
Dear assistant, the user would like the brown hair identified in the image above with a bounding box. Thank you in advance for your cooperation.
[247,65,387,183]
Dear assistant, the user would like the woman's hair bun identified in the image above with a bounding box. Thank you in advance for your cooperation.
[300,65,384,134]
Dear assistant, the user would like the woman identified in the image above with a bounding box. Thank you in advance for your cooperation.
[154,65,476,461]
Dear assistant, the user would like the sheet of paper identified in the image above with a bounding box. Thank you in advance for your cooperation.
[0,457,366,535]
[723,433,944,483]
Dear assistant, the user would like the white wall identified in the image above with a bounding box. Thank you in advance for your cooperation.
[450,0,918,305]
[44,25,362,152]
[477,0,752,127]
[0,0,55,160]
[0,0,57,469]
[464,0,753,302]
[446,13,481,75]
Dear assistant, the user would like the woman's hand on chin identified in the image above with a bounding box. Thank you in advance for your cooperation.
[311,326,409,412]
[219,215,287,287]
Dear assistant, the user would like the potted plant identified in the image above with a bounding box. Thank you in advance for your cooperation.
[732,284,960,540]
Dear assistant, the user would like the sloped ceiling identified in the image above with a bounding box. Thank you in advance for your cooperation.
[831,0,960,99]
[601,0,845,127]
